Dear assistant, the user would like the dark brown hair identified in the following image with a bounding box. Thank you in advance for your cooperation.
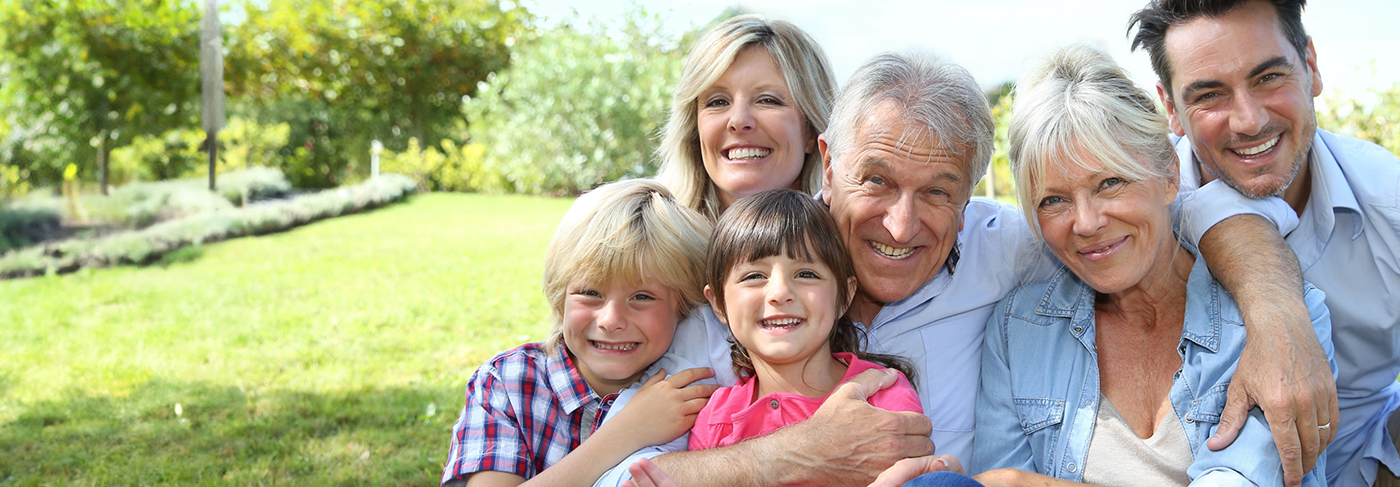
[705,189,917,386]
[1128,0,1309,100]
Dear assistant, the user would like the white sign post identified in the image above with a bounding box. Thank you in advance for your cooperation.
[371,140,383,178]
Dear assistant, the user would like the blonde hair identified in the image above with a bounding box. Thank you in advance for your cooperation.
[541,179,713,353]
[1008,44,1179,239]
[656,14,837,220]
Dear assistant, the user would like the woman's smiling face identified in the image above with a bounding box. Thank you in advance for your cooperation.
[697,46,813,212]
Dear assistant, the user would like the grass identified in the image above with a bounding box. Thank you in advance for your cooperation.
[0,192,574,485]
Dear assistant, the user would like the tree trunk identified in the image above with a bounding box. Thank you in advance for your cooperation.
[207,130,218,191]
[98,135,109,196]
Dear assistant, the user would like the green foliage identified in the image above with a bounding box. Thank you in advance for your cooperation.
[226,0,529,188]
[108,117,293,186]
[464,10,685,195]
[1319,81,1400,155]
[81,167,292,229]
[0,200,61,253]
[0,193,565,484]
[380,138,496,192]
[0,0,201,188]
[0,174,416,278]
[974,91,1017,203]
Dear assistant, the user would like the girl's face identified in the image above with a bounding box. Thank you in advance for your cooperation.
[707,251,853,370]
[562,278,678,396]
[696,46,813,212]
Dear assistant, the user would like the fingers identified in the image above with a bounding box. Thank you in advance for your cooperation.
[663,367,715,387]
[627,457,676,487]
[866,455,964,487]
[643,369,668,387]
[1206,381,1252,451]
[833,369,898,402]
[896,410,935,439]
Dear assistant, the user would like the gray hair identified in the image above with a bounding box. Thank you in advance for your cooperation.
[655,14,837,220]
[1007,44,1178,238]
[825,51,994,194]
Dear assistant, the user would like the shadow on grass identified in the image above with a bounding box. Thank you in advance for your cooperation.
[0,380,461,486]
[156,246,205,268]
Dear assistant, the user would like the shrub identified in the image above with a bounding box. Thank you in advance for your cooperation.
[0,200,62,254]
[87,167,292,229]
[0,174,417,278]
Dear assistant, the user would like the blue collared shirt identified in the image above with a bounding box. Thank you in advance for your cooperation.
[1176,130,1400,486]
[972,248,1335,485]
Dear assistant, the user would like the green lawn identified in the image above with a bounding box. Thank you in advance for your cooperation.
[0,192,574,485]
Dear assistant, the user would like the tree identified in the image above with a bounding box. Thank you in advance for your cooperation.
[1318,82,1400,156]
[225,0,528,188]
[0,0,202,194]
[464,10,686,195]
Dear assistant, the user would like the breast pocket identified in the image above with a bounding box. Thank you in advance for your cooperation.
[1013,398,1065,435]
[1013,398,1065,473]
[1186,383,1228,425]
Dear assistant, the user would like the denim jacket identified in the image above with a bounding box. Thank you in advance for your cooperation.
[972,248,1336,486]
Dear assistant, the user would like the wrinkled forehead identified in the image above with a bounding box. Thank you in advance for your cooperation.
[1163,2,1295,91]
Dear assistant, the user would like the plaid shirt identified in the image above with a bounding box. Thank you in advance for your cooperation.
[441,342,617,485]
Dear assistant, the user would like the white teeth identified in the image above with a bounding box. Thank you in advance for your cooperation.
[871,241,915,259]
[592,341,637,351]
[760,318,802,328]
[1234,136,1279,156]
[727,147,771,160]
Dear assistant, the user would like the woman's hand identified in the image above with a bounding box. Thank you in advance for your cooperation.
[867,455,964,487]
[607,368,719,449]
[625,458,677,487]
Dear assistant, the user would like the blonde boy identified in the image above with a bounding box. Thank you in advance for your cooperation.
[442,179,717,487]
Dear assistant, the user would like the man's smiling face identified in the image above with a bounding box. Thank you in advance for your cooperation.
[1159,0,1321,202]
[821,102,968,314]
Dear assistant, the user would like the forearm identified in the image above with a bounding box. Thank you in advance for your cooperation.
[650,430,829,487]
[1197,214,1306,331]
[523,427,648,487]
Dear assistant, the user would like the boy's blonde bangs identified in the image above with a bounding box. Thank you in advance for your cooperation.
[541,179,712,353]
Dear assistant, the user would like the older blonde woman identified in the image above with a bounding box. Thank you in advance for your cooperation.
[968,45,1335,486]
[656,15,837,219]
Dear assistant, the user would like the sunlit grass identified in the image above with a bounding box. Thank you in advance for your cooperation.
[0,192,572,485]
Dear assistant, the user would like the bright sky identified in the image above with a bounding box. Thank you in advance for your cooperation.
[525,0,1400,107]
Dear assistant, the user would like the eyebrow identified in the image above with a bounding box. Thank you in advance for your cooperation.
[1180,55,1293,101]
[852,155,962,185]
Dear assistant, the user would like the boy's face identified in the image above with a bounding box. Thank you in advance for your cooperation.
[562,278,679,396]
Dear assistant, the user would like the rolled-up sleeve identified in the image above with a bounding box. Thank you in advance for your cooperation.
[1174,180,1300,247]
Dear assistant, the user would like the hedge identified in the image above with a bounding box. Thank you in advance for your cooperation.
[0,174,417,279]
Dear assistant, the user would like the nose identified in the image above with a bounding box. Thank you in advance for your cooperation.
[727,102,755,133]
[766,274,795,306]
[1072,199,1107,237]
[1228,90,1269,137]
[883,192,920,243]
[595,298,627,332]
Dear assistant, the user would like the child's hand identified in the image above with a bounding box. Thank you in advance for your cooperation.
[625,457,677,487]
[611,367,718,448]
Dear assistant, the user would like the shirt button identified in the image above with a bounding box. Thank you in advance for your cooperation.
[1186,418,1195,424]
[1073,326,1084,334]
[1179,345,1187,354]
[770,399,779,409]
[1067,462,1077,473]
[1083,400,1092,408]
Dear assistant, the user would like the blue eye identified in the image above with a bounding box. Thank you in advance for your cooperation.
[1038,195,1066,208]
[1100,177,1126,190]
[632,293,654,301]
[869,176,885,186]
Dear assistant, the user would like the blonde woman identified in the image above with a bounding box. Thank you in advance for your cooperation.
[656,15,837,219]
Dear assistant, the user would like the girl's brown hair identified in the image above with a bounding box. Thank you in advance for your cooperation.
[705,189,916,385]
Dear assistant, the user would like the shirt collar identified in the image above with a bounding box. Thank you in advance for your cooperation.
[1306,131,1365,238]
[546,343,599,414]
[1033,243,1223,353]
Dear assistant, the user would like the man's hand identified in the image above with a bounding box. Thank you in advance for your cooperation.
[609,368,719,449]
[782,368,935,486]
[1207,321,1336,487]
[626,458,677,487]
[1196,213,1337,487]
[867,455,963,487]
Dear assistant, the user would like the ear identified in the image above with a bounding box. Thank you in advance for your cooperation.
[704,285,728,325]
[819,134,835,206]
[1158,82,1186,137]
[843,276,857,313]
[1304,37,1323,97]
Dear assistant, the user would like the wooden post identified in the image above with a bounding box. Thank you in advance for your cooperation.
[201,0,225,191]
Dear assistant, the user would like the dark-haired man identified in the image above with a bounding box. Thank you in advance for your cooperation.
[1131,1,1400,485]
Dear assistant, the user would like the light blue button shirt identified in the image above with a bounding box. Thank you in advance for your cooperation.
[972,247,1336,486]
[1176,130,1400,486]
